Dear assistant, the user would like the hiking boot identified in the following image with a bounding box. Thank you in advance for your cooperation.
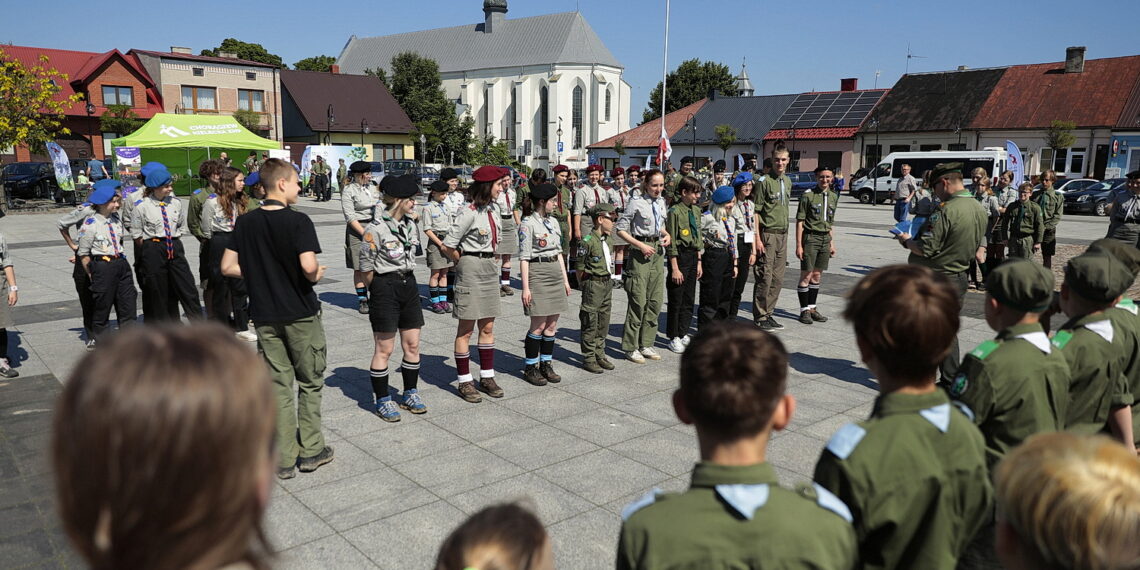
[442,301,453,313]
[375,398,402,423]
[400,389,427,414]
[458,381,483,403]
[0,358,19,378]
[358,299,370,314]
[298,446,335,473]
[500,284,514,296]
[640,347,662,360]
[612,278,623,289]
[539,361,561,383]
[810,309,828,323]
[627,350,646,364]
[583,359,604,374]
[428,302,446,314]
[799,311,814,325]
[681,334,692,347]
[597,357,615,370]
[523,364,548,386]
[276,466,296,480]
[478,377,504,398]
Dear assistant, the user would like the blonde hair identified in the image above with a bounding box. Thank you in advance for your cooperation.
[435,503,549,570]
[53,323,276,570]
[995,432,1140,570]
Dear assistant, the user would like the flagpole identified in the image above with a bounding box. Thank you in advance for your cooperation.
[658,0,670,166]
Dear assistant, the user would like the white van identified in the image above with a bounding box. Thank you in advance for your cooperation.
[850,149,1008,204]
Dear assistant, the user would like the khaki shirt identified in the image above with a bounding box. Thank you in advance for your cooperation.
[664,203,702,256]
[518,213,562,260]
[1108,298,1140,445]
[417,200,452,235]
[76,212,126,257]
[57,203,95,231]
[618,462,858,570]
[574,184,607,215]
[608,186,631,212]
[360,214,418,274]
[576,229,611,277]
[755,173,792,232]
[200,195,240,238]
[796,187,838,233]
[617,195,667,239]
[1054,313,1135,435]
[731,198,756,237]
[0,234,9,270]
[187,187,211,239]
[909,190,988,275]
[495,185,518,218]
[444,203,502,254]
[130,195,188,240]
[119,188,145,232]
[999,200,1043,243]
[341,182,379,223]
[550,184,572,222]
[443,189,467,218]
[701,211,736,254]
[311,161,330,175]
[1033,188,1063,229]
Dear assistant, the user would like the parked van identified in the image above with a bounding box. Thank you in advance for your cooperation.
[850,149,1008,204]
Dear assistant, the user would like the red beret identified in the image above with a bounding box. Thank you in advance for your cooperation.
[585,164,604,173]
[611,166,625,177]
[473,165,504,183]
[627,165,641,173]
[551,164,569,174]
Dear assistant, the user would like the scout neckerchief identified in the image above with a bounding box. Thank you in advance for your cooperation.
[650,197,663,234]
[591,184,602,205]
[382,213,413,251]
[618,187,627,210]
[778,177,786,203]
[157,198,174,259]
[721,215,736,258]
[106,215,122,257]
[687,205,698,243]
[486,208,499,248]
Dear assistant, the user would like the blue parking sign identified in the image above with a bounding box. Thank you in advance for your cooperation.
[557,142,564,153]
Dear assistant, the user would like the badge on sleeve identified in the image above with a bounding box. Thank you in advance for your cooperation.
[681,228,690,236]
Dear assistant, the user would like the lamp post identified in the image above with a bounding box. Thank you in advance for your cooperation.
[686,113,696,169]
[869,115,880,206]
[435,143,444,165]
[325,104,334,145]
[788,126,797,171]
[420,133,426,164]
[85,101,96,157]
[556,117,563,166]
[360,118,369,147]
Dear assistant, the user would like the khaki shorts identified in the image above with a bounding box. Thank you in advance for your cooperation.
[425,236,454,270]
[800,232,832,271]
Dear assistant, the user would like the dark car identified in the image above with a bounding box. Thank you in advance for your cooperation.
[384,159,419,176]
[1063,178,1125,216]
[1,162,59,204]
[365,161,386,186]
[786,171,817,197]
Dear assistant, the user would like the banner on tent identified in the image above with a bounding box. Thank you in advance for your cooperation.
[45,143,75,194]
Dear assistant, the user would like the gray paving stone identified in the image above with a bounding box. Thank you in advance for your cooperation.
[798,412,865,443]
[394,445,524,497]
[608,428,699,477]
[535,448,669,505]
[263,489,336,552]
[478,423,599,470]
[614,391,681,427]
[498,387,598,423]
[766,430,829,478]
[559,375,666,406]
[274,534,380,570]
[276,442,387,493]
[600,475,690,516]
[551,407,662,447]
[793,379,879,413]
[428,402,540,444]
[342,500,466,570]
[445,472,596,525]
[547,507,623,570]
[291,465,436,531]
[353,419,469,466]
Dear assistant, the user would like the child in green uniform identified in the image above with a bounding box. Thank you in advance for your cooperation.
[997,183,1043,259]
[618,322,857,569]
[576,203,616,374]
[814,264,991,570]
[794,166,838,324]
[664,177,703,353]
[1085,238,1140,449]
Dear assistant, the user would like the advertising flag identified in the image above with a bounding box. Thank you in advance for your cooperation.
[45,143,75,195]
[1005,140,1024,184]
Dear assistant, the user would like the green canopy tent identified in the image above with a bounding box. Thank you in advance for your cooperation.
[110,113,279,195]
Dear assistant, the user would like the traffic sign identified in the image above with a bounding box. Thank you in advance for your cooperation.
[557,142,564,153]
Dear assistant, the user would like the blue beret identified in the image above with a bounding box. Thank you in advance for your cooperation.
[89,179,121,205]
[731,172,753,188]
[139,162,162,176]
[245,172,260,187]
[144,166,172,188]
[712,186,735,204]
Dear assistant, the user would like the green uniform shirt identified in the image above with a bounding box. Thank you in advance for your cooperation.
[187,187,211,240]
[1108,299,1140,445]
[1054,312,1135,435]
[998,199,1044,243]
[814,390,992,570]
[551,184,571,221]
[950,323,1070,471]
[575,229,611,277]
[618,462,858,570]
[755,173,792,232]
[664,171,686,204]
[312,161,330,175]
[664,203,702,257]
[796,186,839,233]
[1033,188,1063,229]
[909,190,988,275]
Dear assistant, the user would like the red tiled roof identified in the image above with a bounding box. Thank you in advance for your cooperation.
[590,99,708,148]
[131,49,280,68]
[764,127,860,141]
[1,45,163,118]
[971,55,1140,129]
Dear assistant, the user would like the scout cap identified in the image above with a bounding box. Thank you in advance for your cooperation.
[987,258,1054,312]
[380,174,419,199]
[428,179,450,193]
[713,159,726,173]
[349,160,370,173]
[680,156,693,165]
[611,166,625,177]
[1065,252,1135,302]
[1087,238,1140,277]
[930,162,963,182]
[731,172,753,188]
[627,165,641,174]
[140,162,162,176]
[244,172,260,187]
[529,183,558,201]
[712,186,735,204]
[587,203,616,217]
[473,165,504,183]
[440,167,458,181]
[143,164,172,188]
[88,179,121,205]
[551,164,569,174]
[585,164,604,173]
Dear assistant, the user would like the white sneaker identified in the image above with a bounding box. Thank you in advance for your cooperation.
[236,330,258,342]
[640,347,662,360]
[681,334,692,347]
[626,350,646,364]
[668,337,685,353]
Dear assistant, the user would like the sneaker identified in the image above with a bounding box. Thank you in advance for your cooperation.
[375,398,402,422]
[500,284,514,296]
[668,337,685,354]
[976,282,987,292]
[276,466,296,480]
[85,338,96,351]
[358,298,370,314]
[539,361,561,383]
[626,350,646,364]
[458,381,483,403]
[478,377,504,398]
[799,311,814,325]
[523,364,548,386]
[767,317,785,330]
[235,330,258,342]
[597,357,616,370]
[297,446,335,473]
[428,302,446,314]
[612,279,623,289]
[681,335,692,347]
[810,309,828,323]
[640,347,662,360]
[583,360,604,374]
[757,318,775,332]
[0,358,18,378]
[400,389,427,414]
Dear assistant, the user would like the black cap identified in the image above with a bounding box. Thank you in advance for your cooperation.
[428,179,450,193]
[380,174,419,199]
[349,160,370,173]
[440,168,458,181]
[713,159,726,173]
[530,183,558,201]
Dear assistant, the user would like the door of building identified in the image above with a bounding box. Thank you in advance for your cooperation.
[1093,145,1108,180]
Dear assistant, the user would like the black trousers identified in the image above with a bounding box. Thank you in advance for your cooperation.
[314,173,331,201]
[729,237,753,318]
[207,233,249,332]
[698,248,734,328]
[72,259,95,338]
[89,257,137,338]
[138,239,202,322]
[665,248,697,339]
[939,271,969,385]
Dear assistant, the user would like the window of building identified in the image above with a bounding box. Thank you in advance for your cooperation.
[572,85,583,149]
[605,89,612,122]
[180,86,217,113]
[237,89,264,112]
[888,144,910,153]
[192,67,204,77]
[1069,147,1086,175]
[372,143,404,162]
[539,86,549,153]
[245,72,256,81]
[789,150,801,172]
[504,85,515,148]
[865,144,882,167]
[919,144,942,151]
[947,143,968,151]
[101,85,133,107]
[482,85,492,140]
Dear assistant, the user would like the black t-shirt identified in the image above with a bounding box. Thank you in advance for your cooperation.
[230,207,321,323]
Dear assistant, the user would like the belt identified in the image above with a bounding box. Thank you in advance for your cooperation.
[501,214,514,220]
[635,235,661,241]
[95,255,124,262]
[676,245,699,252]
[583,273,612,281]
[704,246,729,252]
[804,229,830,235]
[376,269,415,278]
[461,251,496,258]
[529,256,559,263]
[148,237,180,242]
[761,228,787,235]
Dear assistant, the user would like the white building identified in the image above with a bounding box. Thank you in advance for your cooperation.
[336,0,631,168]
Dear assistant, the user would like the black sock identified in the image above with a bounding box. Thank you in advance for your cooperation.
[356,286,368,301]
[0,328,8,357]
[797,287,809,310]
[808,284,820,307]
[400,359,420,391]
[429,286,439,303]
[541,335,555,363]
[370,368,390,400]
[525,332,542,364]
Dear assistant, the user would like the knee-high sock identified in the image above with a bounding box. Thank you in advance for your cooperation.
[540,335,555,363]
[525,333,541,366]
[400,359,420,391]
[370,367,390,400]
[455,351,471,383]
[797,286,810,312]
[477,343,495,378]
[808,284,820,309]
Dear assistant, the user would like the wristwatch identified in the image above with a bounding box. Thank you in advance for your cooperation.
[8,285,17,292]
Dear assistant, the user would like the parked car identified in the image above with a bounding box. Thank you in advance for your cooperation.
[785,172,817,197]
[1036,178,1098,192]
[453,166,474,185]
[384,159,419,176]
[1063,178,1126,216]
[417,166,439,187]
[365,161,386,186]
[1,162,59,205]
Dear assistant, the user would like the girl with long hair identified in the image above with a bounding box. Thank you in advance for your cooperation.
[202,166,254,341]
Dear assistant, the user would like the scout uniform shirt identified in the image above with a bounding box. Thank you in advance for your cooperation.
[998,199,1043,253]
[417,200,452,237]
[518,212,562,261]
[814,390,992,570]
[797,186,839,233]
[496,184,518,220]
[909,190,988,275]
[76,212,127,258]
[1033,187,1063,231]
[444,203,501,254]
[617,462,858,570]
[187,187,211,240]
[574,182,607,235]
[664,202,702,258]
[576,228,611,277]
[950,323,1071,471]
[608,184,631,213]
[755,173,792,233]
[701,209,737,258]
[200,194,239,239]
[129,194,188,240]
[57,202,95,233]
[360,213,418,274]
[443,189,468,218]
[1107,298,1140,446]
[618,194,667,242]
[732,196,756,243]
[118,188,145,232]
[1053,313,1134,435]
[341,182,379,225]
[311,160,330,176]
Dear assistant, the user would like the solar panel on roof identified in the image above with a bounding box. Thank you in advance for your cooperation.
[770,89,883,130]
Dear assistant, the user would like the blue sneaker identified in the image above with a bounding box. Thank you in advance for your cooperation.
[400,389,427,414]
[375,398,401,422]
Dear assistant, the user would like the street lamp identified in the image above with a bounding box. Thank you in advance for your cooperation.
[556,117,563,166]
[686,113,696,169]
[85,101,96,156]
[360,118,369,147]
[788,126,797,171]
[435,143,444,165]
[869,115,880,206]
[325,104,334,145]
[420,133,426,164]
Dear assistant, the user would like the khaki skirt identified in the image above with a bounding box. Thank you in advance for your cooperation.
[496,216,519,256]
[526,259,568,317]
[454,255,501,320]
[426,233,454,270]
[344,227,363,270]
[0,281,12,329]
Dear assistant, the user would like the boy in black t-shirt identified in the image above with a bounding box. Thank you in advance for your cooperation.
[222,159,332,480]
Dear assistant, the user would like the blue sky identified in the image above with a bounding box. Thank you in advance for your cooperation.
[5,0,1138,118]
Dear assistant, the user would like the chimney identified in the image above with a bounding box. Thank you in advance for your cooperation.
[957,65,969,71]
[708,88,718,101]
[1065,46,1086,73]
[330,64,340,74]
[170,46,192,55]
[218,51,239,59]
[483,0,507,33]
[840,78,858,92]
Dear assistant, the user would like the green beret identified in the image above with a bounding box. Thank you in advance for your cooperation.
[1086,239,1140,277]
[987,259,1054,312]
[1064,252,1135,303]
[587,203,616,217]
[930,162,963,182]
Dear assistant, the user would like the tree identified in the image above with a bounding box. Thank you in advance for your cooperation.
[0,48,82,153]
[293,55,336,72]
[1044,120,1077,172]
[387,52,472,164]
[714,124,737,161]
[200,39,283,68]
[614,137,626,160]
[99,104,144,137]
[642,59,737,124]
[363,67,389,89]
[232,109,263,133]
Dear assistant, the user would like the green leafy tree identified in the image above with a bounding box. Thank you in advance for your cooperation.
[0,48,82,153]
[388,52,472,164]
[200,39,284,68]
[1044,120,1077,173]
[231,109,263,133]
[293,55,336,72]
[99,104,145,137]
[714,124,737,161]
[614,137,626,160]
[363,67,389,88]
[642,59,737,124]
